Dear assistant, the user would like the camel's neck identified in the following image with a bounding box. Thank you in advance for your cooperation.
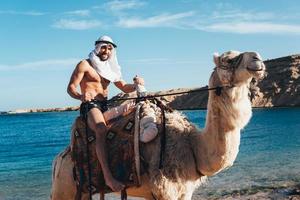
[205,84,252,133]
[194,73,252,176]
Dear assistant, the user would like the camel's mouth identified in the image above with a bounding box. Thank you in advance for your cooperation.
[246,67,264,72]
[245,57,265,75]
[247,63,266,79]
[247,61,265,73]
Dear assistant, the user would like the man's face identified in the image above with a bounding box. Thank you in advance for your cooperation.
[98,44,113,61]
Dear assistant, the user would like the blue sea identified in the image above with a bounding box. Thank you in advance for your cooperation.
[0,108,300,200]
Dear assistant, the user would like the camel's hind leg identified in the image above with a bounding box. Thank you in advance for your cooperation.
[51,147,81,200]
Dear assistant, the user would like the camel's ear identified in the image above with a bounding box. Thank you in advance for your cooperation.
[213,52,220,66]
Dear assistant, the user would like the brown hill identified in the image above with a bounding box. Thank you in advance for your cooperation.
[158,54,300,110]
[250,54,300,107]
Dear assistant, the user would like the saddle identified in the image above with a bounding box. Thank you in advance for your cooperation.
[70,101,166,200]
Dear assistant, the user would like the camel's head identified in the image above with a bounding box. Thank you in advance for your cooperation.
[213,51,265,86]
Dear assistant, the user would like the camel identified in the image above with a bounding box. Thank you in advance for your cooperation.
[51,51,265,200]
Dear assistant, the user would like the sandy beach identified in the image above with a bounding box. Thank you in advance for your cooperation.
[92,184,300,200]
[193,184,300,200]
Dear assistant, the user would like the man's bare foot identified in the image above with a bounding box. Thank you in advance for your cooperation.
[105,177,125,192]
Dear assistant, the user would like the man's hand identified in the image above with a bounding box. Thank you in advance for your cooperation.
[114,76,145,93]
[133,75,145,86]
[133,75,147,97]
[81,91,96,102]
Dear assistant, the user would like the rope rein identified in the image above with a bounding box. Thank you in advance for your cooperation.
[108,54,246,104]
[107,85,232,104]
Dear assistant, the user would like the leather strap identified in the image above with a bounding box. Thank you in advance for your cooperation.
[121,189,127,200]
[100,190,105,200]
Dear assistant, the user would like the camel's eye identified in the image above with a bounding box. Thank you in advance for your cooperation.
[227,59,233,64]
[253,56,260,61]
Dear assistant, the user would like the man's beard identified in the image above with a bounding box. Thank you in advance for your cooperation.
[98,54,109,61]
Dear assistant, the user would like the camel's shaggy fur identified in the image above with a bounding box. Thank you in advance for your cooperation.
[50,51,265,200]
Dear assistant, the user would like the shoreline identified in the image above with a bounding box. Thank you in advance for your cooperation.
[193,184,300,200]
[0,106,79,115]
[1,105,300,115]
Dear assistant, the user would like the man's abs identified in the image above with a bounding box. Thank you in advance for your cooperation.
[80,60,109,100]
[80,81,108,101]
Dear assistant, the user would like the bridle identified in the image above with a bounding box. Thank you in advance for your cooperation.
[215,52,265,97]
[217,53,244,71]
[215,53,245,89]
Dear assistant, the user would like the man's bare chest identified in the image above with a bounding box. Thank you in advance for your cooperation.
[84,67,101,82]
[84,67,110,88]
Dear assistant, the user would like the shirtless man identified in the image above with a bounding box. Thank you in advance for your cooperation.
[67,35,144,191]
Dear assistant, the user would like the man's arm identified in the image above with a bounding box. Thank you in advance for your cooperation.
[67,61,86,100]
[114,80,136,93]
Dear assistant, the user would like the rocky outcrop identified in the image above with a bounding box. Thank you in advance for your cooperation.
[158,54,300,109]
[5,106,79,114]
[28,106,79,113]
[250,54,300,107]
[155,88,209,110]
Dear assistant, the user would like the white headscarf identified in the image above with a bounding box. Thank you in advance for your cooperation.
[88,36,122,82]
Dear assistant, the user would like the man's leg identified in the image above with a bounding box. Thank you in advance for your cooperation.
[87,108,124,192]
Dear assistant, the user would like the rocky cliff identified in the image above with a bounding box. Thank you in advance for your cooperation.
[4,106,79,114]
[250,54,300,107]
[160,54,300,110]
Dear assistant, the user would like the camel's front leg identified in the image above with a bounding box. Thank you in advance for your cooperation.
[178,191,194,200]
[126,175,156,200]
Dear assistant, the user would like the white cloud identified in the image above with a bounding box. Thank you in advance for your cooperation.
[52,19,102,30]
[0,10,45,16]
[115,6,300,35]
[64,9,90,17]
[211,10,274,21]
[197,22,300,34]
[0,58,78,71]
[105,0,145,11]
[50,5,300,35]
[118,11,195,28]
[188,9,300,35]
[116,9,299,35]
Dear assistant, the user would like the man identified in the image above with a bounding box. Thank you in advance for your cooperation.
[67,35,144,192]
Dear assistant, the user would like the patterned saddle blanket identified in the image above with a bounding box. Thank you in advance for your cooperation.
[70,102,163,195]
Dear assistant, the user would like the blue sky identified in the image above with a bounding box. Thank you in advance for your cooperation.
[1,0,300,111]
